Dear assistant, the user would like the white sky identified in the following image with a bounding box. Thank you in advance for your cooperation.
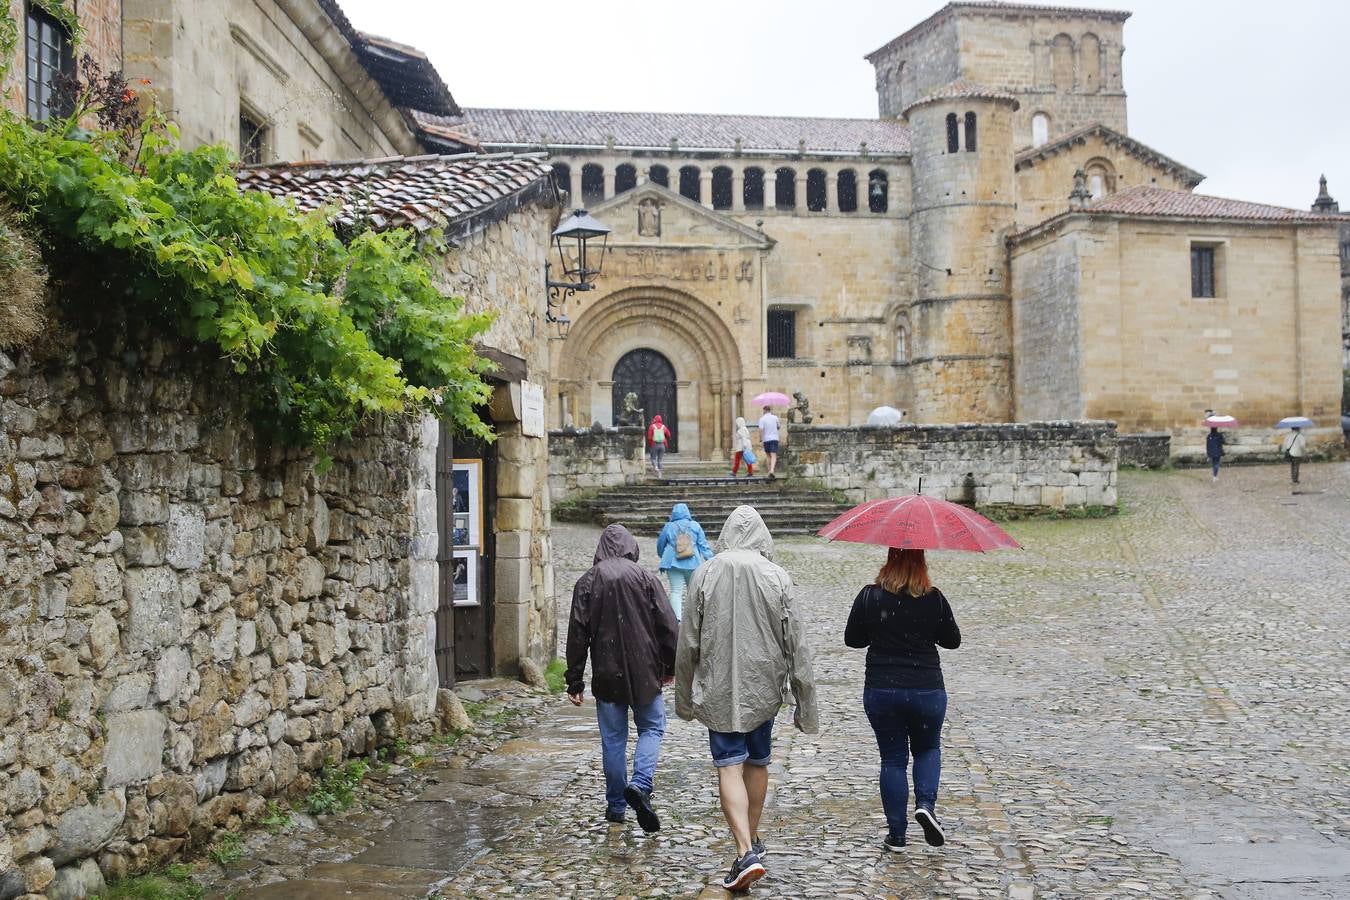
[340,0,1350,209]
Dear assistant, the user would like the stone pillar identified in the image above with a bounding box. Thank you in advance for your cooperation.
[732,170,745,212]
[492,425,538,675]
[700,170,714,209]
[795,170,808,212]
[712,385,724,457]
[826,171,838,213]
[603,165,615,201]
[568,168,582,209]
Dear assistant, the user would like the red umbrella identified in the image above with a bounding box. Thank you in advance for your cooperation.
[818,494,1021,553]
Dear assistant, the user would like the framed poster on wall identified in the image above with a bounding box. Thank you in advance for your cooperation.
[451,459,483,550]
[451,548,479,607]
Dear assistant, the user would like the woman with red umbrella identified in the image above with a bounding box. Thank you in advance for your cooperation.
[823,492,1018,852]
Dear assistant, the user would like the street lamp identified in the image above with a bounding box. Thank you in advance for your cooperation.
[546,208,610,339]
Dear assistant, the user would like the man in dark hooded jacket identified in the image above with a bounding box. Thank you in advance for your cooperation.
[566,524,679,832]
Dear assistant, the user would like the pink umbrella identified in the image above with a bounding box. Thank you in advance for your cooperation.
[818,494,1021,553]
[1204,414,1238,428]
[752,391,791,407]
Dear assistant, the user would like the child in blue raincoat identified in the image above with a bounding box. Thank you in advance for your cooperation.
[656,503,714,621]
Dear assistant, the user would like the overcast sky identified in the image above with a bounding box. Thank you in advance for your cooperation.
[340,0,1349,209]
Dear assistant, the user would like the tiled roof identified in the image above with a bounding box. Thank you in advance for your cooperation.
[1083,186,1350,223]
[901,80,1020,116]
[1015,124,1204,189]
[867,2,1131,61]
[314,1,459,116]
[235,153,553,233]
[413,108,911,156]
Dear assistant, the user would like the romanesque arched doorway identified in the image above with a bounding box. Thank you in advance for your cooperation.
[612,349,678,452]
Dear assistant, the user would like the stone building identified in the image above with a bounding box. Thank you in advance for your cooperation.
[421,0,1344,455]
[1309,176,1350,369]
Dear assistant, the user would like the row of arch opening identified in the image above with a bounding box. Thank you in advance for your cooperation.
[553,163,891,213]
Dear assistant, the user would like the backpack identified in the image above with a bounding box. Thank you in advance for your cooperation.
[651,426,666,446]
[674,522,695,559]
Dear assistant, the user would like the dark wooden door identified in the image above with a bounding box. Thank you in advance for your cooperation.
[612,348,678,452]
[451,428,494,681]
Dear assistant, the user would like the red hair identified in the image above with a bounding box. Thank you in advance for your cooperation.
[876,548,932,597]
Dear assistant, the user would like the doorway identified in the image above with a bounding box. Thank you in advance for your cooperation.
[612,348,678,452]
[435,421,495,686]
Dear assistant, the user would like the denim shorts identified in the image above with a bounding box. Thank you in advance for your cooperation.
[762,440,780,455]
[708,717,774,767]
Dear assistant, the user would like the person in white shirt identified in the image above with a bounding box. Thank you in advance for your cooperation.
[1280,426,1307,485]
[757,407,781,478]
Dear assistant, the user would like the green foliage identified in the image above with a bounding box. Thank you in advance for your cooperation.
[32,1,81,39]
[304,758,368,815]
[255,800,293,835]
[100,864,204,900]
[544,658,567,693]
[53,696,71,718]
[0,96,493,455]
[206,831,243,866]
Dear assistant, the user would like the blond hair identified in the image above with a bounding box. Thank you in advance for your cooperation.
[876,548,932,597]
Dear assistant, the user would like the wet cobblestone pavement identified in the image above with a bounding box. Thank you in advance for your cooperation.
[206,464,1350,899]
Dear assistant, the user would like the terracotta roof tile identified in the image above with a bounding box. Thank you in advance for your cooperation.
[901,79,1020,116]
[236,153,553,233]
[1015,124,1204,189]
[414,108,911,156]
[1084,186,1350,223]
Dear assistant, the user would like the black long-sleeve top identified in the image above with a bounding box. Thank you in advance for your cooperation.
[844,585,961,690]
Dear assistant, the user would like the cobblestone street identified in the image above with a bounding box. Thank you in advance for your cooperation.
[209,465,1350,899]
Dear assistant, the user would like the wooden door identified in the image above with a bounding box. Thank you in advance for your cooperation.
[612,348,678,452]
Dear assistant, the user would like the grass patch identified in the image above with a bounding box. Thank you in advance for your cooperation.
[979,504,1118,522]
[255,800,292,835]
[544,659,567,693]
[461,700,488,720]
[429,730,465,748]
[206,830,244,866]
[101,864,204,900]
[0,211,47,352]
[304,758,368,816]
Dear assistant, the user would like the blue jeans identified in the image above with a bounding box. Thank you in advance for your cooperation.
[863,687,947,838]
[1209,456,1221,477]
[596,695,667,814]
[666,568,689,620]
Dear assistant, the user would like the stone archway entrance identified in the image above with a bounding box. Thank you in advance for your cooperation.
[612,349,679,452]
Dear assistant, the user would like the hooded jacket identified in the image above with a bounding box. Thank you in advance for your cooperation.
[731,417,751,454]
[656,503,714,572]
[674,506,819,734]
[647,415,672,449]
[565,524,679,706]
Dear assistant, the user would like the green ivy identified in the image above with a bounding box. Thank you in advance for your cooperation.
[33,0,81,38]
[0,106,494,453]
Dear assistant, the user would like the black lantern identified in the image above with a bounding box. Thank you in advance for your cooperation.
[546,208,610,339]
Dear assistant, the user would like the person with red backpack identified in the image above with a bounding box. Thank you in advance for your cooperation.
[656,503,713,621]
[646,414,672,478]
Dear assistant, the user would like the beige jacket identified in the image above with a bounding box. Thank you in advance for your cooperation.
[731,417,752,454]
[1281,431,1307,458]
[674,506,819,734]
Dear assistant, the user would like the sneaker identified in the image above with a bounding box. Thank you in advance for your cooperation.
[914,807,945,846]
[623,784,660,833]
[720,850,766,892]
[883,833,906,852]
[605,808,625,824]
[752,837,767,859]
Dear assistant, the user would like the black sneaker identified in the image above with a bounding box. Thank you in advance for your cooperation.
[605,808,625,824]
[623,784,660,833]
[914,807,945,846]
[883,833,906,852]
[752,837,766,858]
[720,850,765,891]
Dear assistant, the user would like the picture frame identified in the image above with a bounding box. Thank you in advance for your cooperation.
[451,459,483,550]
[451,548,479,607]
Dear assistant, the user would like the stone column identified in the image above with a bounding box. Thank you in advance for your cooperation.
[492,424,537,676]
[700,170,713,209]
[826,171,838,213]
[732,169,745,212]
[795,170,808,211]
[711,385,724,457]
[602,165,615,201]
[568,168,582,209]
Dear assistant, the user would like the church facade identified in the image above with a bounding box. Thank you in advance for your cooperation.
[430,2,1347,458]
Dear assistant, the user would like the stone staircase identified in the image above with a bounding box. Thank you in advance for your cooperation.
[556,456,854,536]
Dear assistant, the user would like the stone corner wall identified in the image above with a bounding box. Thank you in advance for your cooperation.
[0,335,440,891]
[1117,432,1171,469]
[546,428,645,503]
[785,420,1118,509]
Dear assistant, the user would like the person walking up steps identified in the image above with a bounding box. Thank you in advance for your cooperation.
[757,406,781,478]
[566,524,679,832]
[656,503,713,622]
[845,548,961,851]
[675,506,818,891]
[646,415,672,478]
[731,416,755,477]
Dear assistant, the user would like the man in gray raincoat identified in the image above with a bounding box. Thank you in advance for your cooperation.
[674,505,818,892]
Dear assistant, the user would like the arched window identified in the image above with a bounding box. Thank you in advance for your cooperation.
[964,112,977,152]
[946,113,959,153]
[837,169,858,212]
[711,166,734,209]
[895,322,909,364]
[1079,33,1101,93]
[1031,112,1050,148]
[743,167,765,210]
[806,168,828,212]
[679,165,700,203]
[775,167,796,210]
[649,164,669,187]
[1052,34,1075,90]
[581,163,605,207]
[1085,159,1115,199]
[614,163,637,195]
[551,162,571,196]
[868,169,888,213]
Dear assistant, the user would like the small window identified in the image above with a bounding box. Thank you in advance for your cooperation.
[895,324,909,364]
[743,167,765,210]
[711,166,733,209]
[1031,112,1050,148]
[1089,173,1105,199]
[581,163,605,207]
[964,112,977,152]
[837,169,858,212]
[25,3,74,123]
[679,165,701,203]
[806,168,827,212]
[649,164,669,187]
[868,169,888,213]
[946,113,959,153]
[239,112,267,165]
[614,163,637,195]
[551,162,571,195]
[767,309,797,359]
[1191,245,1217,298]
[774,167,796,210]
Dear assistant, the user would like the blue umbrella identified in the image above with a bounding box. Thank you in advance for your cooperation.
[1275,416,1315,429]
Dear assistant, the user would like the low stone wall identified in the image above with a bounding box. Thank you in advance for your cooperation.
[1169,426,1346,466]
[785,421,1118,509]
[1118,432,1171,468]
[0,336,440,891]
[547,428,645,502]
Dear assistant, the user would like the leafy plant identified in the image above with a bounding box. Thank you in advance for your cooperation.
[544,658,567,693]
[255,800,292,835]
[206,831,243,866]
[102,864,204,900]
[304,758,368,815]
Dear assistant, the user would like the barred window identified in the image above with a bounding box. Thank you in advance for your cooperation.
[767,309,797,359]
[1191,245,1216,298]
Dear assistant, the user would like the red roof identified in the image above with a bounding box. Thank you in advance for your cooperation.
[1015,124,1204,189]
[902,80,1020,116]
[1085,186,1350,223]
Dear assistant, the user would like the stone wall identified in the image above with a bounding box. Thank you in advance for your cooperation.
[2,0,123,120]
[785,421,1118,510]
[0,335,440,892]
[546,428,644,502]
[1117,433,1171,469]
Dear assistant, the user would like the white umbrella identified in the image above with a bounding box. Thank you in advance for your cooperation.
[866,406,905,426]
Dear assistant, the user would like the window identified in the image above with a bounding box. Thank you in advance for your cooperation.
[614,163,637,195]
[649,164,669,187]
[774,167,796,210]
[837,169,858,212]
[679,165,700,203]
[868,169,888,213]
[711,166,733,209]
[767,309,797,359]
[25,3,74,123]
[551,162,571,195]
[581,163,605,207]
[1089,173,1105,199]
[1191,245,1217,298]
[964,112,977,152]
[239,112,267,165]
[743,167,765,209]
[946,113,959,153]
[895,324,909,364]
[806,168,827,212]
[1031,112,1050,148]
[1079,33,1101,93]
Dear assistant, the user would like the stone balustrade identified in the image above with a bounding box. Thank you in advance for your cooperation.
[547,428,645,501]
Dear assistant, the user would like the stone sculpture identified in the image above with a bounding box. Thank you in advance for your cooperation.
[788,391,813,424]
